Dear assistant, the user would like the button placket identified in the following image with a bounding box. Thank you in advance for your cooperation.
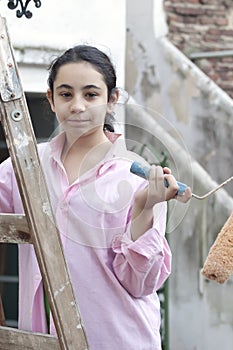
[56,185,79,250]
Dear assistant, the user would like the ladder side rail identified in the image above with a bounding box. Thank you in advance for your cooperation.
[0,16,89,350]
[0,295,6,326]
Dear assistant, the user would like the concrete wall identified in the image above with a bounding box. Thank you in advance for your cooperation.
[126,0,233,191]
[126,0,233,349]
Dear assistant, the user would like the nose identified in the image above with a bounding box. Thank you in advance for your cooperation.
[70,95,86,114]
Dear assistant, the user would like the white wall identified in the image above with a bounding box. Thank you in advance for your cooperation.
[0,0,126,91]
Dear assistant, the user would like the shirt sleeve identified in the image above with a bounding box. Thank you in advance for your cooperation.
[111,201,172,298]
[0,157,15,213]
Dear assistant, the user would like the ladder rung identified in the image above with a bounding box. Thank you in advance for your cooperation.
[0,214,31,243]
[0,326,59,350]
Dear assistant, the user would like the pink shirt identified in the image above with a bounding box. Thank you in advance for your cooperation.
[0,133,171,349]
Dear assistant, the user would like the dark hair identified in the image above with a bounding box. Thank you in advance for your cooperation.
[48,45,117,132]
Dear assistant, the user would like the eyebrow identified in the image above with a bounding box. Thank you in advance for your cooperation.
[56,84,72,91]
[55,84,102,91]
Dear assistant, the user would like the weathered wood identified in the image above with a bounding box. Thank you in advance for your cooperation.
[0,16,89,350]
[0,326,59,350]
[0,295,6,326]
[0,214,31,243]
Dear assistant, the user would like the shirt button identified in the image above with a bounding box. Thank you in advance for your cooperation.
[35,274,40,280]
[60,202,66,210]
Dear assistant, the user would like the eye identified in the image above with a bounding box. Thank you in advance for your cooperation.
[59,91,72,98]
[86,92,98,99]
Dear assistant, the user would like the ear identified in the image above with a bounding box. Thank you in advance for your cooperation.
[46,89,55,112]
[107,89,119,114]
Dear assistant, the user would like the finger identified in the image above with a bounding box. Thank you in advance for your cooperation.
[176,187,192,203]
[164,174,179,198]
[151,165,164,190]
[149,164,157,181]
[148,165,166,203]
[163,167,171,175]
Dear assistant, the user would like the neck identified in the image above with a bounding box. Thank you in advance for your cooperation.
[60,128,112,182]
[63,127,110,155]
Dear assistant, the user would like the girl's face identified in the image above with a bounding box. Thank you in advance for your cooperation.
[47,61,116,140]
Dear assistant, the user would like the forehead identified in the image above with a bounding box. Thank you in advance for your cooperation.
[54,61,106,87]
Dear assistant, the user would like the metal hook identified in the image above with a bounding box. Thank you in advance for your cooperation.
[192,176,233,200]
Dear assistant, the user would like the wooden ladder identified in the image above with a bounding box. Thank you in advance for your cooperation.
[0,15,89,350]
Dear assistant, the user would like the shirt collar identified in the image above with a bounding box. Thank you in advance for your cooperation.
[49,132,66,164]
[48,131,129,175]
[49,131,126,158]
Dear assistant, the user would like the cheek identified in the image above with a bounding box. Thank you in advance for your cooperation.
[91,105,108,121]
[51,100,65,117]
[52,106,65,124]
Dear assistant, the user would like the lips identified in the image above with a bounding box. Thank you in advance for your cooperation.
[67,119,90,123]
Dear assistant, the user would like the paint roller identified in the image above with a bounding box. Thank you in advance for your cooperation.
[130,161,233,283]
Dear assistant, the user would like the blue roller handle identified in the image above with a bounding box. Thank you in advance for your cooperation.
[130,161,187,196]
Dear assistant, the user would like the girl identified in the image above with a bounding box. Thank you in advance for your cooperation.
[0,45,191,349]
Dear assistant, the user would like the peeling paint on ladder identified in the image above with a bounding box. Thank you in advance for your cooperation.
[54,281,70,298]
[14,128,33,149]
[42,202,53,218]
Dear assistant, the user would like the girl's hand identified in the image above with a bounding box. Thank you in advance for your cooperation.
[176,186,192,203]
[164,166,192,203]
[134,165,180,211]
[131,165,192,241]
